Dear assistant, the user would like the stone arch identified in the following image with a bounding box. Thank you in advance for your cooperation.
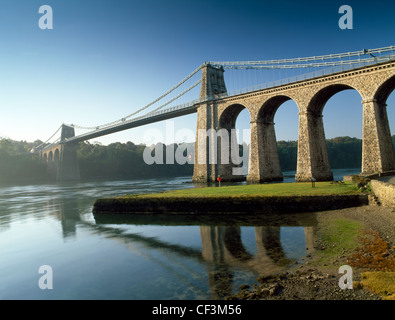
[307,84,363,179]
[54,148,60,164]
[374,74,395,105]
[48,151,53,164]
[296,84,363,182]
[219,103,250,129]
[46,151,54,175]
[258,95,299,123]
[42,153,48,163]
[247,95,299,183]
[307,84,363,115]
[217,103,251,181]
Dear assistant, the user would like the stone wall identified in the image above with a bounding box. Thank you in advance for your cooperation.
[370,179,395,209]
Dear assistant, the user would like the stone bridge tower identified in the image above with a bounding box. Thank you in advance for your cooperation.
[40,124,80,180]
[193,64,228,183]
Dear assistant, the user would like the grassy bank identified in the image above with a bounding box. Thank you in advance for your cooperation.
[93,181,368,214]
[122,181,360,199]
[312,217,366,268]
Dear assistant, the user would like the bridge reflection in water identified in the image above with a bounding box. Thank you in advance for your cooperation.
[201,225,314,299]
[39,196,316,299]
[90,213,316,299]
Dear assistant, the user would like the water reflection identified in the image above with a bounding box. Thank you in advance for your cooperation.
[91,214,316,299]
[0,176,321,299]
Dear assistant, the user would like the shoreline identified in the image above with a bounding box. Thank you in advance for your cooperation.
[227,205,395,300]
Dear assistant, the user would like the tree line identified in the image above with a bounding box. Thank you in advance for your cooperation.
[0,138,48,183]
[278,136,366,171]
[77,141,194,180]
[0,136,394,183]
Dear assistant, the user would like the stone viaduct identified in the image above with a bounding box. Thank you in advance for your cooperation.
[192,60,395,183]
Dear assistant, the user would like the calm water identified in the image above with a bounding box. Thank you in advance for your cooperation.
[0,169,360,300]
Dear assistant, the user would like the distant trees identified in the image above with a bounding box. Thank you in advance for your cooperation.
[77,141,193,180]
[277,140,298,171]
[0,136,394,183]
[0,138,47,183]
[277,136,364,171]
[326,136,362,169]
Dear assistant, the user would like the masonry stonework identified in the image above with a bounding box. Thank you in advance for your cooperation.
[40,125,80,180]
[192,64,227,183]
[193,61,395,183]
[370,179,395,209]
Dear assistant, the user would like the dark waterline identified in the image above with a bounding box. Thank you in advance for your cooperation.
[0,169,360,300]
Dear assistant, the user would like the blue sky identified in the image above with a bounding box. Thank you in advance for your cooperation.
[0,0,394,145]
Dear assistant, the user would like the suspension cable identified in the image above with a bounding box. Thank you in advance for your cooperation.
[123,65,202,120]
[50,45,395,136]
[71,64,203,130]
[219,55,394,70]
[209,46,395,69]
[35,125,63,149]
[145,79,201,115]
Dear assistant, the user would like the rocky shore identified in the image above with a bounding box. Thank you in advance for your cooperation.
[228,269,381,300]
[227,205,395,300]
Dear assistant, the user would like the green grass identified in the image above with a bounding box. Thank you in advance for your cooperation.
[121,181,360,199]
[312,218,365,268]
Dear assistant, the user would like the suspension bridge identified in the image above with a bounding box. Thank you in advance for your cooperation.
[35,46,395,182]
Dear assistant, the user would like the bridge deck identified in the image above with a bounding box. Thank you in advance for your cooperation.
[64,104,197,144]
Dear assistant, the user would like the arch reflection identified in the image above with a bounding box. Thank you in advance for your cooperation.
[89,214,316,299]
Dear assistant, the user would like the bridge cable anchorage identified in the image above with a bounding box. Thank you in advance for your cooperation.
[70,65,204,131]
[208,45,395,69]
